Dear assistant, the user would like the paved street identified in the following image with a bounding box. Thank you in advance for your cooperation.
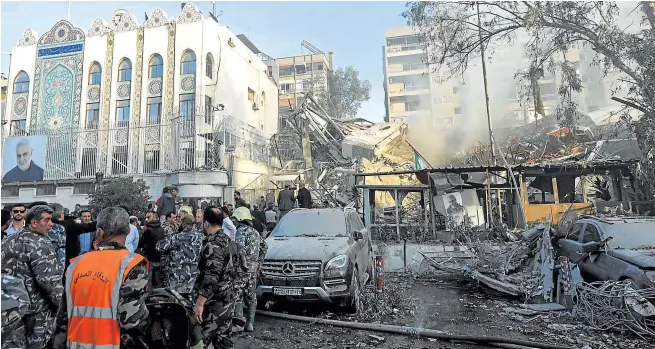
[234,274,650,349]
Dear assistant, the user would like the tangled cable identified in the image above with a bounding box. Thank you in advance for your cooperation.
[574,280,655,340]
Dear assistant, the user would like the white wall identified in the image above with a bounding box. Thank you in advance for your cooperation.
[207,22,279,138]
[5,43,38,127]
[141,25,169,123]
[2,186,89,211]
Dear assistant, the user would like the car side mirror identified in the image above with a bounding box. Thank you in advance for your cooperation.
[353,229,364,240]
[581,241,601,253]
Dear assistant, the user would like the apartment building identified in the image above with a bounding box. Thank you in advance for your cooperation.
[272,45,333,167]
[495,41,617,127]
[384,26,621,130]
[383,27,462,127]
[275,50,333,110]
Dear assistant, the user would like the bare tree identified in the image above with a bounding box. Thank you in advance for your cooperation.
[404,1,655,195]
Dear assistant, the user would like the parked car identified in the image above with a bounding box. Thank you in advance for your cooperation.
[555,216,655,290]
[256,207,374,312]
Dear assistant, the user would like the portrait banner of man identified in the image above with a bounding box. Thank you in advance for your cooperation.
[443,192,468,228]
[2,136,47,182]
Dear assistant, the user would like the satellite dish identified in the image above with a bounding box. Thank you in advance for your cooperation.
[112,9,128,26]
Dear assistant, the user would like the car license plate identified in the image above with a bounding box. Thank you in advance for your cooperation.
[273,288,303,296]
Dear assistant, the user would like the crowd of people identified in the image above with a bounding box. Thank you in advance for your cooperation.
[0,189,273,349]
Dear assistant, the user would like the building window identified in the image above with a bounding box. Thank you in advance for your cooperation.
[295,64,306,74]
[10,120,27,134]
[406,101,420,112]
[453,86,459,94]
[444,117,454,125]
[149,54,164,78]
[86,103,100,129]
[279,66,293,76]
[112,145,128,175]
[88,62,102,85]
[118,58,132,82]
[248,88,255,102]
[116,100,130,127]
[147,97,162,125]
[81,148,97,177]
[73,183,94,195]
[280,83,293,94]
[205,95,212,124]
[261,92,266,107]
[36,184,56,196]
[181,50,196,75]
[1,186,19,197]
[308,63,324,71]
[13,71,29,93]
[402,62,423,71]
[455,107,462,114]
[144,149,160,173]
[206,53,214,78]
[180,93,195,121]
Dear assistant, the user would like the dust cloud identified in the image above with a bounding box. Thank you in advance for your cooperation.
[405,2,643,168]
[406,39,528,167]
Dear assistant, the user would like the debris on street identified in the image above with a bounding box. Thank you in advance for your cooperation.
[357,283,417,322]
[574,280,655,340]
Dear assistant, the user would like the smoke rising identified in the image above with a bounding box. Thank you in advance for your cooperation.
[404,2,644,168]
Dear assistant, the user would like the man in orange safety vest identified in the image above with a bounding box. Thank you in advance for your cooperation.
[50,206,150,349]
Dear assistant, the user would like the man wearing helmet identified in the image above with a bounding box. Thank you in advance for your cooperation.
[231,207,267,332]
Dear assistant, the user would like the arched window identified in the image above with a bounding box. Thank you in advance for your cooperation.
[149,54,163,78]
[13,71,30,93]
[181,50,196,75]
[88,62,102,85]
[206,53,214,78]
[118,58,132,82]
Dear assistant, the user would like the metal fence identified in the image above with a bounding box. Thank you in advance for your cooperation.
[2,104,273,181]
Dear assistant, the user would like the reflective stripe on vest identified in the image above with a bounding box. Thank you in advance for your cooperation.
[65,250,143,348]
[68,343,122,349]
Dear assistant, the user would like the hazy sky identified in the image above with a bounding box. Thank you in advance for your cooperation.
[1,1,410,122]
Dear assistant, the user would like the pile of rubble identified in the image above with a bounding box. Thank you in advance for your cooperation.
[418,222,655,340]
[284,93,419,207]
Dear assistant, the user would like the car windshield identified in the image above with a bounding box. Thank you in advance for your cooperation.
[271,210,347,237]
[604,221,655,249]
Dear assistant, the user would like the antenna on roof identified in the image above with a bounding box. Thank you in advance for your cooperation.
[209,1,222,23]
[181,3,187,10]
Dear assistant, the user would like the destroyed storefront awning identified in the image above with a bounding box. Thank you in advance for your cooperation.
[270,174,301,182]
[429,172,468,191]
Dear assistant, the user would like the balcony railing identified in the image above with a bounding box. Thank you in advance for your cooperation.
[387,44,424,53]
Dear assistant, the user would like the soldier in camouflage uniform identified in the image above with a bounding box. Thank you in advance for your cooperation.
[159,211,179,288]
[156,214,204,296]
[193,206,238,349]
[1,205,63,349]
[50,206,150,349]
[47,203,68,270]
[1,274,30,349]
[162,211,179,237]
[232,207,267,332]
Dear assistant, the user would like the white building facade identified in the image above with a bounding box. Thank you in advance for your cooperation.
[1,4,279,208]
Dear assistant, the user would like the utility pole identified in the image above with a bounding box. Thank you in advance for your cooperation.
[67,1,71,21]
[477,1,496,165]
